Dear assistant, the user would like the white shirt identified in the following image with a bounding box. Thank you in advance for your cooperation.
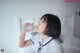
[19,34,63,53]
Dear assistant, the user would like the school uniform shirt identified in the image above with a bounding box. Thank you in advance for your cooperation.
[19,34,63,53]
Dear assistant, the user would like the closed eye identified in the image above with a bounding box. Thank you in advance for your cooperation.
[41,20,46,23]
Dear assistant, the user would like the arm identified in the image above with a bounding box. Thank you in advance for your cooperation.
[19,31,33,48]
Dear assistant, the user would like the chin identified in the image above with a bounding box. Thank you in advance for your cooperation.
[37,31,42,33]
[37,29,44,34]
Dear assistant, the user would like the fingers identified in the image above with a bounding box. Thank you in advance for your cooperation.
[23,23,34,32]
[20,23,34,38]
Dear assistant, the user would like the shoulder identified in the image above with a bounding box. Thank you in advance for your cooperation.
[50,39,61,46]
[49,39,64,53]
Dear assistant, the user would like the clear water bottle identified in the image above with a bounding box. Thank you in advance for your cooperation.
[24,22,38,40]
[21,18,39,40]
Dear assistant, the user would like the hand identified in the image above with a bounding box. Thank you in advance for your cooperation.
[23,23,34,32]
[19,23,33,39]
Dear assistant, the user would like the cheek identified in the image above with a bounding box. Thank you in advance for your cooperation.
[37,24,46,33]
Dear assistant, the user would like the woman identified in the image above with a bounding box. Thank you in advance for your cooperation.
[19,14,63,53]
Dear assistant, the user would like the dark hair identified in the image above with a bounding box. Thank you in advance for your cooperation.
[40,14,61,39]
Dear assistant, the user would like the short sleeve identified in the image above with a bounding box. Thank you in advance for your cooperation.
[25,32,33,40]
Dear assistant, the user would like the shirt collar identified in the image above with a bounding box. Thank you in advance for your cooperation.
[38,35,52,45]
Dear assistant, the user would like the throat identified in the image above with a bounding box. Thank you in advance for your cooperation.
[39,34,48,43]
[39,34,53,46]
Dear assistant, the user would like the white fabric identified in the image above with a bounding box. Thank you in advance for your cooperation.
[20,34,63,53]
[25,32,38,40]
[25,32,33,40]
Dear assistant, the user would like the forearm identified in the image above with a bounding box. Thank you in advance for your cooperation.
[19,33,33,48]
[19,39,33,48]
[19,35,25,48]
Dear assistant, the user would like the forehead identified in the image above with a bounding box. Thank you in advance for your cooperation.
[40,17,47,21]
[40,18,47,23]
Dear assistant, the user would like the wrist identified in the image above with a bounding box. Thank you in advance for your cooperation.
[19,37,25,40]
[19,36,25,40]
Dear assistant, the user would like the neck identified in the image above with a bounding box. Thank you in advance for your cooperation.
[39,34,48,43]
